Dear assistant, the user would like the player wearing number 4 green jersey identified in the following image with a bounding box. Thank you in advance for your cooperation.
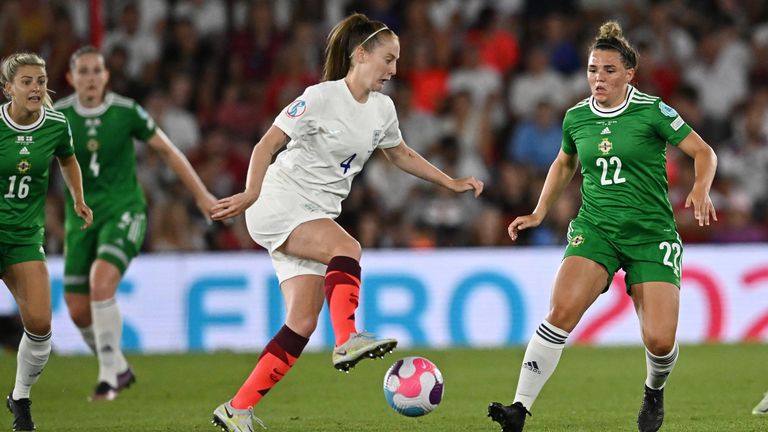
[54,46,216,402]
[1,52,92,432]
[489,22,718,432]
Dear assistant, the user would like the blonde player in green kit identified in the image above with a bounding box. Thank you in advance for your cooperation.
[489,22,718,432]
[1,52,93,431]
[54,46,216,402]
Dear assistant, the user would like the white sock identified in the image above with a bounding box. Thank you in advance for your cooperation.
[645,342,678,390]
[78,324,97,354]
[92,298,129,387]
[13,330,52,400]
[514,320,569,410]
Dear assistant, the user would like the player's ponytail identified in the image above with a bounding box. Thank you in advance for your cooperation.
[591,21,638,70]
[0,52,53,108]
[322,13,395,81]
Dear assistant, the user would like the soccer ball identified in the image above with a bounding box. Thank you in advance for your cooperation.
[382,356,444,417]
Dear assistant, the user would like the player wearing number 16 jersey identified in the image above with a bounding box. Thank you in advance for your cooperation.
[54,46,216,402]
[1,52,92,432]
[489,22,718,432]
[208,13,483,431]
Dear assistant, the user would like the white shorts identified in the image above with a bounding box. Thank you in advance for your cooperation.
[244,183,330,283]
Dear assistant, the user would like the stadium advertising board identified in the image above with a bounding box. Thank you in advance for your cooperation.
[0,245,765,353]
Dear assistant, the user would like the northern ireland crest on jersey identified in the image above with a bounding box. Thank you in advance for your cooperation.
[598,138,612,155]
[16,159,30,173]
[87,139,100,152]
[570,234,584,247]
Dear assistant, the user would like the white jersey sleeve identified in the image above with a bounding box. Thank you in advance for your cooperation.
[377,96,402,149]
[273,85,325,141]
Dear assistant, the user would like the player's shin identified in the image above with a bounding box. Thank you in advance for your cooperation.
[645,342,678,390]
[13,329,51,399]
[324,256,361,346]
[92,298,129,387]
[231,325,309,409]
[514,320,569,410]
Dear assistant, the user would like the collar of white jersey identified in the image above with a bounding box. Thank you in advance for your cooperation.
[588,85,635,118]
[1,102,46,132]
[74,92,114,117]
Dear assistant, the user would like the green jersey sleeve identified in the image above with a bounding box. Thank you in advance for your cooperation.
[131,103,157,141]
[54,120,75,158]
[561,109,577,155]
[650,100,692,146]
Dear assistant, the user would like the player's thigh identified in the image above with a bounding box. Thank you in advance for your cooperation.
[622,237,682,352]
[244,186,356,263]
[281,218,360,264]
[553,219,621,331]
[549,256,611,332]
[630,281,679,353]
[3,258,51,333]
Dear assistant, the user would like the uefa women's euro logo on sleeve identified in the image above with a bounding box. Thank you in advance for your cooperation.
[658,101,678,117]
[286,100,307,118]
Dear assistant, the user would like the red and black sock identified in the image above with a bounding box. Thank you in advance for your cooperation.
[231,325,309,409]
[324,256,361,346]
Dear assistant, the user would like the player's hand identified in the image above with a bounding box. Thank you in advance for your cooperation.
[507,213,544,241]
[195,191,219,224]
[211,191,258,221]
[685,185,717,226]
[74,201,93,230]
[448,176,484,198]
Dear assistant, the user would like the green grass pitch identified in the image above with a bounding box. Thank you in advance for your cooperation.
[1,344,766,431]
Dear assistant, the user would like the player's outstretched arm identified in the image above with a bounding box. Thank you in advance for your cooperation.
[381,141,484,197]
[148,129,217,219]
[508,150,577,241]
[211,126,289,221]
[57,154,93,229]
[677,131,718,226]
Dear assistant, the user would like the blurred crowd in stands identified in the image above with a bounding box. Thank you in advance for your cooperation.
[3,0,768,253]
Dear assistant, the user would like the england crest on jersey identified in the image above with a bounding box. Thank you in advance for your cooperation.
[371,129,383,150]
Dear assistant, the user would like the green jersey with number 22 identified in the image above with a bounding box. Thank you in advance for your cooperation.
[561,85,692,245]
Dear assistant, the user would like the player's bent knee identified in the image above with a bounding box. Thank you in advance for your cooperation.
[287,317,319,337]
[66,303,92,328]
[332,239,362,261]
[546,308,580,333]
[644,335,676,356]
[23,317,51,336]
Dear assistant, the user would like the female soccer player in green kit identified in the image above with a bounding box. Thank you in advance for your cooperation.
[488,21,717,432]
[55,46,216,401]
[1,52,93,431]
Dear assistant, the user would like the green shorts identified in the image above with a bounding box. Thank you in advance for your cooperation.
[0,242,45,275]
[64,210,146,294]
[564,218,683,294]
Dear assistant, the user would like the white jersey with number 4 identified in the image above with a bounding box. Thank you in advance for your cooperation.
[268,79,402,216]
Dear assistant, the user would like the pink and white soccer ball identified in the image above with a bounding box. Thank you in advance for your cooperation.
[383,356,444,417]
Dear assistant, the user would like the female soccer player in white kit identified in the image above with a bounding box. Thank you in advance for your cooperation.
[209,12,484,431]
